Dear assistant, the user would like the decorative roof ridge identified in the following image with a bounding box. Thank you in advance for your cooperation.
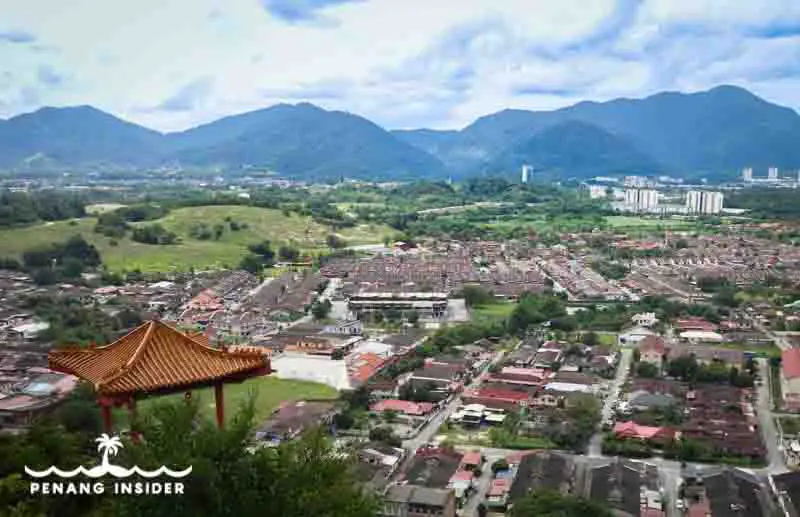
[96,320,157,387]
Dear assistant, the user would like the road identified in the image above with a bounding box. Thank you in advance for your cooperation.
[756,357,787,474]
[589,347,633,457]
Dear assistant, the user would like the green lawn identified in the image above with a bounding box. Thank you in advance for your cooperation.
[121,376,338,427]
[604,216,692,229]
[471,302,515,320]
[0,205,393,272]
[716,341,782,358]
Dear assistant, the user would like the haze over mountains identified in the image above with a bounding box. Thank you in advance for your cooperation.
[0,85,798,179]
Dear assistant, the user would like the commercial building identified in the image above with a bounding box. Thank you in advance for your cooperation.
[623,189,658,212]
[686,190,724,214]
[742,167,753,182]
[348,292,448,320]
[769,167,779,181]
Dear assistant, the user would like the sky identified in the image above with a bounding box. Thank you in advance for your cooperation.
[1,0,799,132]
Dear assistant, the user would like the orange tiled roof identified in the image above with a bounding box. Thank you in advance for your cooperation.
[48,320,269,395]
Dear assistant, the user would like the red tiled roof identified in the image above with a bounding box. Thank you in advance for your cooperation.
[638,335,666,353]
[613,421,672,440]
[783,348,800,380]
[48,320,270,395]
[461,451,481,466]
[487,479,510,497]
[465,387,530,402]
[369,399,434,416]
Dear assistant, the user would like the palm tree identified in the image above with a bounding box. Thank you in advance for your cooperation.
[95,433,123,469]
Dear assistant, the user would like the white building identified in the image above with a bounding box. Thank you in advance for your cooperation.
[624,176,648,188]
[769,167,779,181]
[521,165,533,184]
[742,167,753,182]
[686,190,723,214]
[624,189,659,212]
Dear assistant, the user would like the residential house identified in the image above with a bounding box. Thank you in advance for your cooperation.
[638,335,667,367]
[255,401,337,443]
[632,312,659,327]
[583,459,664,517]
[382,485,456,517]
[781,348,800,412]
[462,387,531,412]
[619,326,657,347]
[613,421,675,445]
[370,399,435,417]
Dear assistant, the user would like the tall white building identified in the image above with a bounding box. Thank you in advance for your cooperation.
[624,176,648,188]
[686,191,724,214]
[521,165,533,184]
[624,189,659,212]
[742,167,753,182]
[768,167,779,181]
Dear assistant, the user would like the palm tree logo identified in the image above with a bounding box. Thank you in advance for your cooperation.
[96,434,123,470]
[25,433,192,479]
[90,433,128,477]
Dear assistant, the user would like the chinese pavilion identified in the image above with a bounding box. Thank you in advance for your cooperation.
[49,319,271,432]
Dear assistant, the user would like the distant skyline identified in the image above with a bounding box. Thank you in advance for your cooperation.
[1,0,799,132]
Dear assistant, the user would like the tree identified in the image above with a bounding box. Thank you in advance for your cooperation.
[311,299,332,320]
[510,489,613,517]
[278,245,301,262]
[461,285,495,307]
[491,458,509,473]
[582,331,599,347]
[326,234,347,249]
[406,311,420,326]
[636,362,660,378]
[97,399,380,517]
[368,426,401,447]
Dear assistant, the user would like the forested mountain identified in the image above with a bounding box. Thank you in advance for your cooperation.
[0,103,444,179]
[0,106,166,167]
[396,85,800,176]
[169,103,445,179]
[0,85,798,179]
[480,121,660,177]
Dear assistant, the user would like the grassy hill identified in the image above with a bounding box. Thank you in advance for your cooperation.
[0,205,392,272]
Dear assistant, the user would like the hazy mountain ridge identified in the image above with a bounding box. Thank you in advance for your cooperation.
[1,85,798,178]
[397,85,800,176]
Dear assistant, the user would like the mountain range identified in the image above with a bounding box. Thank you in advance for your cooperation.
[1,85,798,179]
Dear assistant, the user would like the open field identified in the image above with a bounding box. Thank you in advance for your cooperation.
[604,216,693,229]
[121,376,338,427]
[0,205,393,272]
[471,302,515,320]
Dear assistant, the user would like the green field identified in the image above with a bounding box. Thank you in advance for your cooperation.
[123,376,338,427]
[604,216,693,229]
[471,302,515,320]
[0,205,393,272]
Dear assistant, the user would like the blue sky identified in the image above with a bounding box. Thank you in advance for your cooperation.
[1,0,799,132]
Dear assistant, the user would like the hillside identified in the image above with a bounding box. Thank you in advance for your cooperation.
[1,86,799,178]
[0,106,166,167]
[403,85,800,175]
[170,103,445,179]
[0,206,392,272]
[0,103,444,179]
[480,121,660,176]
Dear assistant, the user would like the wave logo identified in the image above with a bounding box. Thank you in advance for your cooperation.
[25,434,191,496]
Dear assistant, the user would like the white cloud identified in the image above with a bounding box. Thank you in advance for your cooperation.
[0,0,798,131]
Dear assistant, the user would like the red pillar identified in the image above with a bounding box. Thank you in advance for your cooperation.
[214,383,225,429]
[100,403,113,434]
[127,399,141,443]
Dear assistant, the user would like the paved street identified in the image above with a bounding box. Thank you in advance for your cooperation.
[589,347,633,457]
[756,357,787,474]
